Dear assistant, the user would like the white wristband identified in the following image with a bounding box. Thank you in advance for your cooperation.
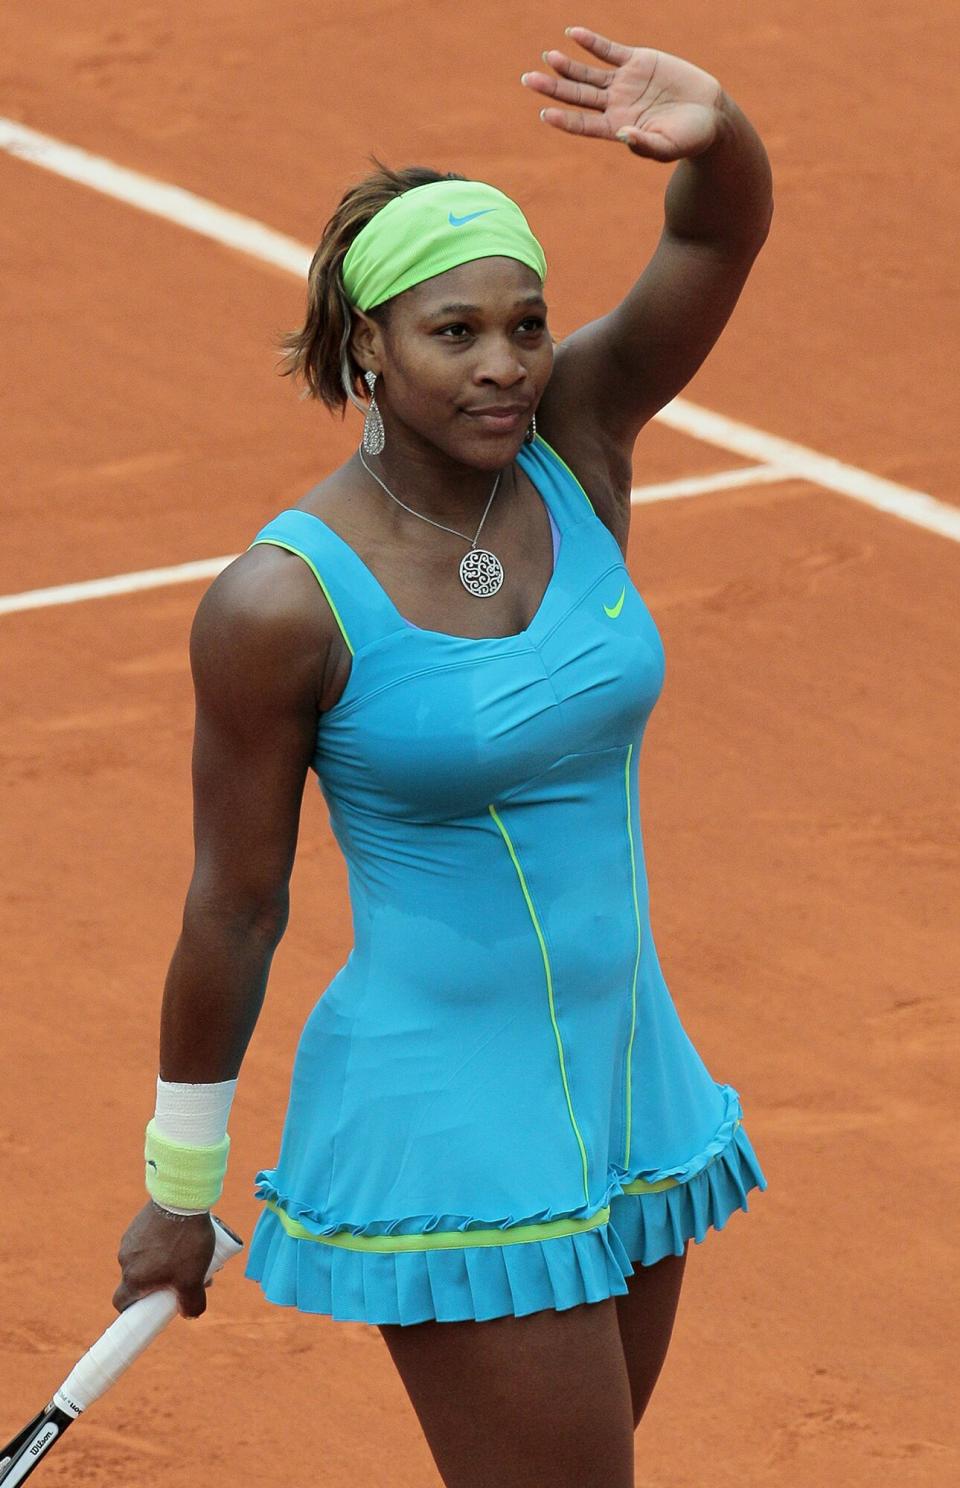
[154,1076,237,1146]
[151,1077,238,1215]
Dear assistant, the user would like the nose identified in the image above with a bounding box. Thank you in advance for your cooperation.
[473,333,528,388]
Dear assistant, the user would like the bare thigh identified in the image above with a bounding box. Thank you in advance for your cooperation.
[378,1295,636,1488]
[614,1242,689,1430]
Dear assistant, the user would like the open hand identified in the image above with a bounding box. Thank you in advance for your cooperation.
[521,26,723,162]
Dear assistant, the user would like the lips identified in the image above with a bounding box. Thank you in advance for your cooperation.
[464,404,530,416]
[462,404,531,431]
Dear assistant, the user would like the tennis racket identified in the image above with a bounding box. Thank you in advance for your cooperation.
[0,1214,243,1485]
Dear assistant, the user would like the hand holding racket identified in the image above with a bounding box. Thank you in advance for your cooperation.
[0,1213,243,1484]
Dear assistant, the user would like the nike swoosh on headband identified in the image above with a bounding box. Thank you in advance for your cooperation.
[603,587,626,618]
[448,208,497,227]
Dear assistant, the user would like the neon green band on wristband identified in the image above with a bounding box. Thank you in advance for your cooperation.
[144,1120,230,1211]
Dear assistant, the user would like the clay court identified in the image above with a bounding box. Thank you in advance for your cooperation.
[1,1,956,1483]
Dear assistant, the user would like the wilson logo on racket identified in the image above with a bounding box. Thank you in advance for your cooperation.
[29,1427,58,1457]
[0,1216,243,1485]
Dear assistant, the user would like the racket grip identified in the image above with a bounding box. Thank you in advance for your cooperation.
[52,1215,243,1416]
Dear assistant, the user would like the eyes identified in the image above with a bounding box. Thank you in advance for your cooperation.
[435,316,547,342]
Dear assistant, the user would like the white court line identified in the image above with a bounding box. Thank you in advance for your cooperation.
[2,115,959,549]
[0,117,311,277]
[656,400,960,542]
[0,464,792,616]
[0,556,236,615]
[630,462,786,505]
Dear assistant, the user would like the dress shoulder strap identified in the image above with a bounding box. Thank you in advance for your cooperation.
[516,434,600,527]
[248,508,405,655]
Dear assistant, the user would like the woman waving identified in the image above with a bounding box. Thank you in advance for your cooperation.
[115,25,772,1488]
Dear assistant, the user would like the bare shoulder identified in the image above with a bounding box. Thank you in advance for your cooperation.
[190,544,336,715]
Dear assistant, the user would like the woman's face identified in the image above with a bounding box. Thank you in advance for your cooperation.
[359,257,553,471]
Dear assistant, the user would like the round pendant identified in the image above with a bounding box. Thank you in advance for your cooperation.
[459,548,504,597]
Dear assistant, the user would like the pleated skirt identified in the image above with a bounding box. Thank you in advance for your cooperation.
[244,1119,766,1327]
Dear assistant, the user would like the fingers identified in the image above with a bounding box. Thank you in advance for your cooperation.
[540,47,613,90]
[615,126,683,163]
[520,69,608,111]
[112,1281,135,1314]
[177,1285,208,1320]
[112,1277,209,1318]
[537,110,681,156]
[112,1278,160,1314]
[537,107,611,139]
[563,25,635,67]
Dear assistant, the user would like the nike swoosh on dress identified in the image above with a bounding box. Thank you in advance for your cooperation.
[603,587,626,618]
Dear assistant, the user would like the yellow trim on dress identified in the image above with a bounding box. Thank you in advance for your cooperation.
[488,802,591,1206]
[249,536,355,656]
[622,743,643,1170]
[266,1199,611,1251]
[533,434,596,514]
[264,1126,741,1251]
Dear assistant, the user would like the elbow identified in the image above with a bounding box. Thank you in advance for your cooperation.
[250,896,290,947]
[181,882,291,949]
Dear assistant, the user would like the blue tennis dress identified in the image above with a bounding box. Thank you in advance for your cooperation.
[244,435,767,1326]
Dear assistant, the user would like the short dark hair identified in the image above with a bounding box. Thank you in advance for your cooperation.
[278,160,467,411]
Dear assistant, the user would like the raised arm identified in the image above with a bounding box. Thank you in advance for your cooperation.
[525,27,773,527]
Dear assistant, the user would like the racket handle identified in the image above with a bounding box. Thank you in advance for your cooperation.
[52,1215,243,1417]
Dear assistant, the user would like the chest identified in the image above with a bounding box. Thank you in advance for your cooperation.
[314,555,665,823]
[318,466,564,642]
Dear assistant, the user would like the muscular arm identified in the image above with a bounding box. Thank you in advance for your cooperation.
[552,92,773,453]
[159,547,329,1081]
[114,547,336,1317]
[527,34,774,528]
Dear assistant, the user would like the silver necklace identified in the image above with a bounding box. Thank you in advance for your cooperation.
[358,446,505,597]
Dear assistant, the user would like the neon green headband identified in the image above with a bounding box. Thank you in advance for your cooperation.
[341,179,547,312]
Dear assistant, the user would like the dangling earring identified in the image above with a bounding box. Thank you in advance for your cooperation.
[524,411,537,445]
[362,370,385,456]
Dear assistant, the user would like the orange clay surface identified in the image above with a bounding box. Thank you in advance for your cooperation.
[1,2,957,1484]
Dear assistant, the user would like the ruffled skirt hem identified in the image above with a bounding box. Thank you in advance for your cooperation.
[244,1122,767,1326]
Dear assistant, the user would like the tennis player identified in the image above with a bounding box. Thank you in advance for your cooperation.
[114,28,773,1487]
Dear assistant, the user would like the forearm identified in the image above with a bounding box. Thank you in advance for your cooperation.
[158,898,287,1081]
[663,92,773,250]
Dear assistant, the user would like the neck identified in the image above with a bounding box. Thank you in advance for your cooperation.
[357,432,512,528]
